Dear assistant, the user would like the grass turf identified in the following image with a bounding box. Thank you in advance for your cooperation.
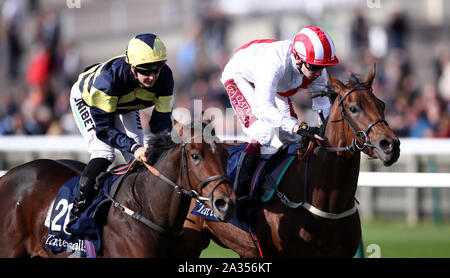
[360,218,450,258]
[199,218,450,258]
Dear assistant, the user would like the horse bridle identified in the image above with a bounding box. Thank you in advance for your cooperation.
[179,135,230,204]
[271,86,389,219]
[105,135,230,237]
[317,85,388,152]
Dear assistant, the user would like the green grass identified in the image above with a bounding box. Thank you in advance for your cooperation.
[199,218,450,258]
[360,218,450,258]
[200,241,239,258]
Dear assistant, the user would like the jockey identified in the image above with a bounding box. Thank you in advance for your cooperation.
[67,33,174,231]
[221,26,339,200]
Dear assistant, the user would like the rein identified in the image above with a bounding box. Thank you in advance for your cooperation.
[313,85,388,153]
[105,135,230,237]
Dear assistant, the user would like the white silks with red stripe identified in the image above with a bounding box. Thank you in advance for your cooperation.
[220,29,334,146]
[291,26,339,66]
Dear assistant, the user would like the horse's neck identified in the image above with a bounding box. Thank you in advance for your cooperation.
[324,105,355,154]
[323,106,361,177]
[301,111,361,213]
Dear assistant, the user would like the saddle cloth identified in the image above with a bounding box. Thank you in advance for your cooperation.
[190,143,299,232]
[44,171,123,257]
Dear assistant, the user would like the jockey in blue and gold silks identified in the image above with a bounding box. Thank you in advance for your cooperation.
[67,33,174,233]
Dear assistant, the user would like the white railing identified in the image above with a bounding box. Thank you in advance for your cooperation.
[0,136,448,154]
[0,135,86,152]
[0,136,448,225]
[358,172,450,188]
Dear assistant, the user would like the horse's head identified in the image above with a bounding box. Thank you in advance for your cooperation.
[327,65,400,166]
[172,121,236,221]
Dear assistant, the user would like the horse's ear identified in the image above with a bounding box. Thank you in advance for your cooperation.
[328,73,346,93]
[178,125,184,136]
[172,120,184,136]
[203,111,212,125]
[363,63,376,86]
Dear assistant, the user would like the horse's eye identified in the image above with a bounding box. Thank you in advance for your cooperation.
[349,106,358,113]
[191,153,200,160]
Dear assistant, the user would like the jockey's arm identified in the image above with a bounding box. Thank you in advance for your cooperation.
[89,106,141,155]
[252,63,299,134]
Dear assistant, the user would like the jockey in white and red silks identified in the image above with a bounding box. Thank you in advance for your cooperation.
[221,26,339,200]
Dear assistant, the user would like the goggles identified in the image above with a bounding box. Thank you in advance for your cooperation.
[293,52,327,71]
[303,62,327,71]
[134,61,165,76]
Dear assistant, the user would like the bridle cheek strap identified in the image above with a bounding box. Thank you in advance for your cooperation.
[321,86,388,152]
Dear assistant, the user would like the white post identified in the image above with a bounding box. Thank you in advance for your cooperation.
[406,155,419,226]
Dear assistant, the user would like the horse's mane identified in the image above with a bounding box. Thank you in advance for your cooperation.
[148,122,210,163]
[132,121,213,172]
[145,134,177,165]
[347,73,364,87]
[128,134,176,173]
[324,73,365,104]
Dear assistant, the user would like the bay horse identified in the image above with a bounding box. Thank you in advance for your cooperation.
[0,122,236,257]
[183,65,400,257]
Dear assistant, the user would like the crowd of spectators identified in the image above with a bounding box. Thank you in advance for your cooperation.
[0,0,80,135]
[346,10,450,138]
[0,0,449,140]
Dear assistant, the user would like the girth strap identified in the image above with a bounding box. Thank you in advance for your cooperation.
[275,188,358,220]
[103,191,183,237]
[271,153,358,220]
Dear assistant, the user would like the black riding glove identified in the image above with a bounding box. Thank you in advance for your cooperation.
[297,122,320,153]
[296,122,320,139]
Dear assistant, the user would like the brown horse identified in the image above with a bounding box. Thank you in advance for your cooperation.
[183,66,400,257]
[0,122,236,257]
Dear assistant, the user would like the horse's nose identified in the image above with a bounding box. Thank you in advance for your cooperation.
[214,197,231,212]
[379,137,396,154]
[214,197,235,220]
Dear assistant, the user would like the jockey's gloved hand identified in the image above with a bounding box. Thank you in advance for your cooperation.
[296,122,321,139]
[295,122,322,154]
[132,144,148,163]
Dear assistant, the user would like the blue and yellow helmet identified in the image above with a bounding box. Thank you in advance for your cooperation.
[126,33,167,67]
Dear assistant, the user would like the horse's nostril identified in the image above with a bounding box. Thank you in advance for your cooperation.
[214,198,227,211]
[380,138,393,154]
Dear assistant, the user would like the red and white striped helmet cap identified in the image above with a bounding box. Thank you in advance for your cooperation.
[291,26,339,66]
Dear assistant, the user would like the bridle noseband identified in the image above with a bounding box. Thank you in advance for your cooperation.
[318,85,388,152]
[179,135,230,204]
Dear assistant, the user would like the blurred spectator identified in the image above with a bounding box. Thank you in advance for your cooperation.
[177,22,201,77]
[407,95,429,138]
[438,59,450,104]
[1,0,24,81]
[350,9,369,57]
[25,42,51,106]
[198,1,230,67]
[433,43,450,83]
[60,41,81,87]
[27,0,40,14]
[0,1,448,142]
[388,11,409,51]
[35,8,60,72]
